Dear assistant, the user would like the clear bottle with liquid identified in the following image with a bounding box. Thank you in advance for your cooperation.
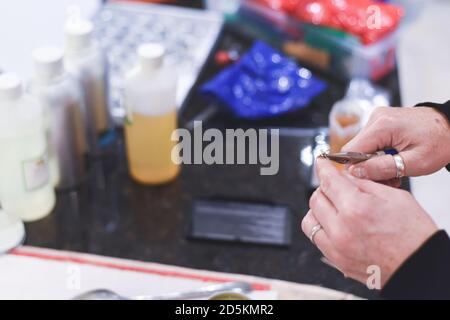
[0,73,56,222]
[30,46,87,190]
[329,79,390,167]
[124,43,180,185]
[329,101,365,155]
[64,18,111,155]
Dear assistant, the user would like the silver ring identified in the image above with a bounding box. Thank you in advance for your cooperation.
[309,224,323,245]
[393,154,406,178]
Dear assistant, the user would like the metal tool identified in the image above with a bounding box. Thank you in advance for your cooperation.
[319,151,395,165]
[73,282,252,300]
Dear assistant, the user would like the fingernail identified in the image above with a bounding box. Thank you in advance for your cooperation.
[349,165,367,179]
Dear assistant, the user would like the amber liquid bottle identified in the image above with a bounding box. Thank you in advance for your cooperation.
[329,93,368,170]
[124,43,180,185]
[125,111,180,185]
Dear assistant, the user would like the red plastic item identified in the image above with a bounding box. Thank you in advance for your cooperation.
[215,50,241,66]
[255,0,403,45]
[215,51,233,66]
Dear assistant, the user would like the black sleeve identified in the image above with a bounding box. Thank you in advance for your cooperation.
[415,101,450,172]
[381,230,450,300]
[416,100,450,121]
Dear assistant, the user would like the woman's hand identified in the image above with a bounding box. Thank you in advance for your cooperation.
[302,159,438,288]
[342,107,450,182]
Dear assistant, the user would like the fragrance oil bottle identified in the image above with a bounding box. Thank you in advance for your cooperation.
[124,43,180,185]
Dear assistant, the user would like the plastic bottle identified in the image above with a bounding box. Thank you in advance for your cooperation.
[0,73,56,222]
[329,79,390,168]
[30,46,87,190]
[329,99,366,156]
[64,18,111,155]
[0,208,25,253]
[124,43,180,185]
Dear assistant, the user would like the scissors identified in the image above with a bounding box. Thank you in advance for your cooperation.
[319,150,398,165]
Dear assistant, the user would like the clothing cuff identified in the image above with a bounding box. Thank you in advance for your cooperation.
[381,230,450,300]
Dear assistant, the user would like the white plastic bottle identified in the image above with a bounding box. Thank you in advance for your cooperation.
[0,73,56,222]
[64,18,111,155]
[0,208,25,253]
[124,43,180,185]
[30,46,87,190]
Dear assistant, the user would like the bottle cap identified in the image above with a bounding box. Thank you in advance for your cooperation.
[138,43,165,70]
[65,19,94,52]
[0,73,22,101]
[32,46,65,83]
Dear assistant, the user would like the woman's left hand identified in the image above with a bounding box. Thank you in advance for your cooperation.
[301,158,438,288]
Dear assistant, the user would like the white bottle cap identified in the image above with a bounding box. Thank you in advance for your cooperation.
[32,46,65,83]
[0,210,25,254]
[65,19,94,52]
[138,43,165,70]
[0,73,22,101]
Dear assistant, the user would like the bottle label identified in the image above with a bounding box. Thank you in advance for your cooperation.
[22,153,50,191]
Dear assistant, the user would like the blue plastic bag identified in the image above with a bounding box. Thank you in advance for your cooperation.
[201,41,327,119]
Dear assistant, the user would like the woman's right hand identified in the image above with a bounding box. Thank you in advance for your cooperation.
[342,106,450,181]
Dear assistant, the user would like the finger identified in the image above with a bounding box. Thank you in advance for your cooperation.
[365,107,390,126]
[316,158,360,212]
[384,178,402,188]
[309,189,339,236]
[346,271,372,286]
[347,154,397,181]
[302,211,367,280]
[361,175,401,188]
[301,211,335,257]
[343,171,397,199]
[395,150,417,177]
[341,118,392,153]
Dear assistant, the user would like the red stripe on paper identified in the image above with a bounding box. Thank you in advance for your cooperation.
[10,247,271,291]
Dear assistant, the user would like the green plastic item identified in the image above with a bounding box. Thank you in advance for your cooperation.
[303,24,360,54]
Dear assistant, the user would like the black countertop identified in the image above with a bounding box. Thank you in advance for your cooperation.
[24,22,403,300]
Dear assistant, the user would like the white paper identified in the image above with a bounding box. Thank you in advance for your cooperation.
[0,246,277,300]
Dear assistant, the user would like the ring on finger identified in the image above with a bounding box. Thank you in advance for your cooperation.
[309,224,323,245]
[393,154,406,178]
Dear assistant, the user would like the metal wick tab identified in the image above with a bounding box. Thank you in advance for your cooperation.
[318,151,373,165]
